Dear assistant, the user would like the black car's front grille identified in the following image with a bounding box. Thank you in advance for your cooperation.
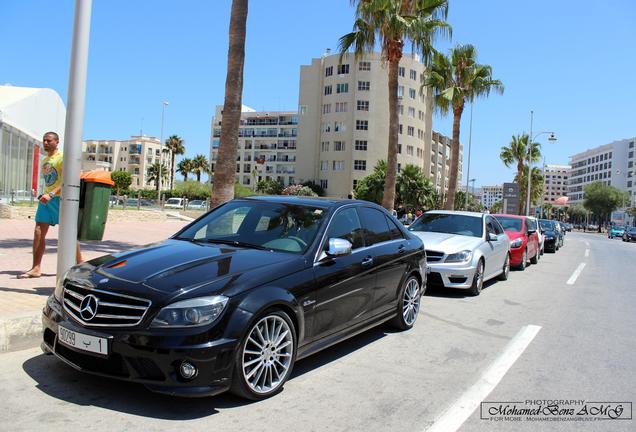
[426,250,445,262]
[55,343,129,377]
[63,283,151,327]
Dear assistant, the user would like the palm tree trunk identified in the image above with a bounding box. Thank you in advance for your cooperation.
[197,172,201,182]
[170,153,176,190]
[211,0,248,208]
[444,105,463,210]
[516,160,524,214]
[382,57,400,210]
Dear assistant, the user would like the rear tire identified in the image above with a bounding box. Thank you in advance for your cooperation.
[498,253,510,281]
[389,275,422,330]
[468,259,485,296]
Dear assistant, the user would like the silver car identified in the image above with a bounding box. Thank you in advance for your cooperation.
[408,211,511,295]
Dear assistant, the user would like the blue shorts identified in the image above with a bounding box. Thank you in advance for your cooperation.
[35,196,61,226]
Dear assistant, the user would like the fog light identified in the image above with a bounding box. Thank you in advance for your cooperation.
[179,361,197,379]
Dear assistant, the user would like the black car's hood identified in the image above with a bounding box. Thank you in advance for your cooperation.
[81,239,305,299]
[542,229,557,237]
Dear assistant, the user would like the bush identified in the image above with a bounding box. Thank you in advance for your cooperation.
[256,179,284,195]
[282,184,317,197]
[301,180,325,197]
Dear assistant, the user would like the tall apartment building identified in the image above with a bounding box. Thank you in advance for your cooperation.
[296,51,438,198]
[567,139,631,204]
[627,139,636,207]
[210,105,298,187]
[480,185,503,209]
[431,131,463,195]
[541,164,570,204]
[81,135,172,190]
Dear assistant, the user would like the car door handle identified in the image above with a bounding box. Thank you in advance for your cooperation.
[397,244,406,253]
[361,256,374,267]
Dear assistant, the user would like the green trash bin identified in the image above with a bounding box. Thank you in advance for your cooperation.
[78,171,114,241]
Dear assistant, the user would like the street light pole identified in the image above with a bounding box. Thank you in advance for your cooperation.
[525,111,556,216]
[157,101,169,201]
[57,0,93,281]
[465,102,474,209]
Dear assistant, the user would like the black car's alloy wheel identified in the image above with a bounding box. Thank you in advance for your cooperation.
[390,276,421,330]
[231,310,297,400]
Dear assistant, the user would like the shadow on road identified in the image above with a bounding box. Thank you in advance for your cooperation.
[22,326,389,419]
[0,286,53,296]
[424,279,497,299]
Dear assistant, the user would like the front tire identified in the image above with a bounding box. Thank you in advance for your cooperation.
[468,259,485,296]
[230,310,297,400]
[498,253,510,281]
[530,247,539,264]
[518,250,527,270]
[389,275,421,330]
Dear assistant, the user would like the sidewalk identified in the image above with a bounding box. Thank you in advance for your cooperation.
[0,214,188,352]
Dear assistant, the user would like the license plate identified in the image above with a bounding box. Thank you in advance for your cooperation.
[58,325,108,355]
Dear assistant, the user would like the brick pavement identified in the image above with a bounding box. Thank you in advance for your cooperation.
[0,216,188,318]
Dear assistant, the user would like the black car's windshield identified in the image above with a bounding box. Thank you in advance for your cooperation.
[175,200,326,253]
[495,216,523,232]
[539,220,553,231]
[409,213,483,238]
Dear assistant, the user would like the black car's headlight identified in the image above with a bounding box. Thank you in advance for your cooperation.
[151,296,229,328]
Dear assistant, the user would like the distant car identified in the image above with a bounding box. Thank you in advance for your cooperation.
[608,226,626,239]
[165,197,185,209]
[587,224,599,231]
[539,219,560,252]
[493,214,540,270]
[409,211,510,296]
[553,221,565,246]
[527,216,544,255]
[562,223,573,232]
[187,199,207,210]
[623,227,636,242]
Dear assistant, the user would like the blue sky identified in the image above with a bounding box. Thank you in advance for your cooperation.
[3,0,635,187]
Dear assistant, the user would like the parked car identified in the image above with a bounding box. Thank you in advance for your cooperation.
[586,224,599,231]
[562,222,573,232]
[539,219,560,252]
[125,198,153,207]
[527,216,544,255]
[42,197,426,400]
[623,227,636,242]
[493,215,540,270]
[608,225,626,239]
[187,199,207,210]
[165,197,185,209]
[408,211,510,296]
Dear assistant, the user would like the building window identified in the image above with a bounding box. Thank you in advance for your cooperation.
[322,122,331,133]
[320,160,329,171]
[399,124,403,134]
[358,81,370,91]
[398,104,404,115]
[359,61,371,71]
[324,85,332,95]
[336,83,349,93]
[417,148,423,158]
[408,107,415,118]
[409,69,417,80]
[337,64,350,74]
[407,126,414,136]
[320,179,328,189]
[418,110,425,121]
[398,144,402,154]
[333,160,345,171]
[334,141,345,151]
[335,102,348,112]
[354,160,366,171]
[325,66,333,77]
[407,145,414,156]
[322,104,331,114]
[398,66,405,77]
[630,151,634,158]
[355,140,367,151]
[397,85,404,98]
[353,179,358,189]
[356,120,369,130]
[321,141,330,152]
[409,88,416,99]
[334,121,345,132]
[357,100,369,111]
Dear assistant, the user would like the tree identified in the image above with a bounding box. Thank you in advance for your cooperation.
[211,0,249,207]
[424,44,503,210]
[165,135,185,190]
[110,171,132,197]
[396,164,435,211]
[146,162,169,192]
[339,0,450,211]
[583,182,627,226]
[353,160,387,204]
[176,158,195,182]
[281,184,317,197]
[567,203,587,223]
[192,154,210,182]
[302,180,325,197]
[500,133,541,197]
[256,179,284,195]
[542,202,553,219]
[515,165,543,215]
[454,190,484,212]
[490,200,503,214]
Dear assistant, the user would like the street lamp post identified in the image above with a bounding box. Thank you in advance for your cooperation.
[469,178,476,208]
[525,110,557,216]
[464,102,474,209]
[157,101,169,201]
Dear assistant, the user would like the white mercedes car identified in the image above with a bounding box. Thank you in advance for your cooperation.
[408,211,511,295]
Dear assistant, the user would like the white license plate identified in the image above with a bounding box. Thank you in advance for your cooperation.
[58,325,108,355]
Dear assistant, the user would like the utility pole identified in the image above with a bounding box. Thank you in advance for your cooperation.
[464,103,474,209]
[57,0,93,281]
[157,101,169,201]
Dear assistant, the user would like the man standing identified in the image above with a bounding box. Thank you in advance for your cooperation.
[19,132,82,278]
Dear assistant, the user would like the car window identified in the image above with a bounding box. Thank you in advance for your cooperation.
[409,213,483,238]
[386,216,405,240]
[495,216,522,232]
[324,207,365,250]
[358,207,392,246]
[492,218,505,235]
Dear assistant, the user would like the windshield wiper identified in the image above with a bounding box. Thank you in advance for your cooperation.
[198,238,273,251]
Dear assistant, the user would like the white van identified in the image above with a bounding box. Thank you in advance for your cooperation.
[165,197,185,209]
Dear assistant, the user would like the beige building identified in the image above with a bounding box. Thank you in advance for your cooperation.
[81,135,172,190]
[480,185,503,209]
[541,164,570,204]
[430,131,463,195]
[296,51,444,198]
[210,105,298,187]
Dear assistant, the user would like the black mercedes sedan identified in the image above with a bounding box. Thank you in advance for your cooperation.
[42,196,426,400]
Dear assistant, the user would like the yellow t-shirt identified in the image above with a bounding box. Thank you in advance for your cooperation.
[42,152,63,194]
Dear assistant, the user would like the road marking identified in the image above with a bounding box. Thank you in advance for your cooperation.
[584,241,590,247]
[566,263,586,285]
[585,249,589,257]
[424,325,542,432]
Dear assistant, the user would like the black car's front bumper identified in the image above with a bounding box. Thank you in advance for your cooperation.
[544,238,557,251]
[41,296,240,397]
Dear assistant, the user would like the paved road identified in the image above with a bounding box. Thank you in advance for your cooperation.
[0,232,634,431]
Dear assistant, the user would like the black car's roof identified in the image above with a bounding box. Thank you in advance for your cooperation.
[239,195,380,210]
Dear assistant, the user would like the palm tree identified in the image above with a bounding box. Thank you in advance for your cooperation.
[165,135,185,189]
[515,165,543,215]
[146,162,169,192]
[500,133,541,192]
[396,164,435,211]
[176,158,195,181]
[354,160,387,204]
[424,44,503,210]
[211,0,249,207]
[542,202,553,219]
[192,154,210,183]
[339,0,450,211]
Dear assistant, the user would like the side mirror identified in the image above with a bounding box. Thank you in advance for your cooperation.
[487,233,498,242]
[527,229,536,235]
[326,238,352,257]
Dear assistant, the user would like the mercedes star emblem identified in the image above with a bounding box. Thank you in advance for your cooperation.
[79,294,99,321]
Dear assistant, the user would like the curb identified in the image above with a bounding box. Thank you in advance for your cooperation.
[165,211,195,222]
[0,312,42,353]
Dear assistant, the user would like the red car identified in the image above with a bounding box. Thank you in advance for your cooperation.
[493,214,540,270]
